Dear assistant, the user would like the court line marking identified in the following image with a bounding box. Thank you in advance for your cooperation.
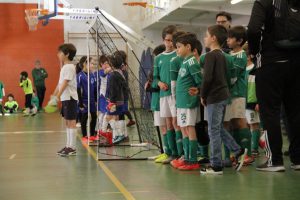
[81,139,136,200]
[0,131,65,135]
[9,154,16,160]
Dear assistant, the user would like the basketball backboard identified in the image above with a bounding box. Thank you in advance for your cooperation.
[38,0,57,20]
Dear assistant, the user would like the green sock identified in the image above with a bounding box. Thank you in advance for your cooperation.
[163,134,171,156]
[175,131,183,156]
[183,137,189,161]
[251,129,260,151]
[232,130,241,145]
[199,145,209,158]
[167,130,178,156]
[239,128,252,156]
[189,140,198,163]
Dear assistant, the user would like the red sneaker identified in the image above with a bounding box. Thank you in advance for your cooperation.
[170,157,185,169]
[127,120,136,127]
[243,155,255,166]
[178,163,200,171]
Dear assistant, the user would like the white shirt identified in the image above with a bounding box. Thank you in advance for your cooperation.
[59,64,78,101]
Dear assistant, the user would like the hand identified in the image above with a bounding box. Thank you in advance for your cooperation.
[79,103,86,111]
[107,102,116,112]
[255,104,259,112]
[201,98,206,107]
[144,81,150,90]
[158,81,168,91]
[48,95,59,106]
[189,87,199,96]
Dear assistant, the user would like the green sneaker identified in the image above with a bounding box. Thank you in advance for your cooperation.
[155,153,168,163]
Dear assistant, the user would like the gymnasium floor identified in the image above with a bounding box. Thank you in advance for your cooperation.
[0,113,299,200]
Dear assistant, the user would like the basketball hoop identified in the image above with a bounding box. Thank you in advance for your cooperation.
[25,9,48,31]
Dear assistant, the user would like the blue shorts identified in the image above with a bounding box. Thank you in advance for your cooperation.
[98,96,108,113]
[107,105,124,115]
[123,101,128,112]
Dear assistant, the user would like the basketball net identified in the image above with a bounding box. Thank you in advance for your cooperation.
[25,9,48,31]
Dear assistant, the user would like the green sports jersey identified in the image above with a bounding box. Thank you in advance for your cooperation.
[170,56,184,81]
[230,50,247,98]
[0,81,4,99]
[153,51,177,97]
[150,80,160,111]
[20,78,33,95]
[199,52,235,91]
[176,55,202,108]
[246,64,257,104]
[4,101,18,112]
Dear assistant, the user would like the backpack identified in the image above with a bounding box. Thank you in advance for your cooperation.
[272,0,300,49]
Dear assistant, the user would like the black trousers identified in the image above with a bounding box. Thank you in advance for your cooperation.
[256,58,300,165]
[25,94,33,109]
[36,86,46,109]
[80,112,97,137]
[196,104,209,146]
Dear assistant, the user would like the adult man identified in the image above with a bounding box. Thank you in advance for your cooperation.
[248,0,300,172]
[216,11,232,30]
[32,60,48,110]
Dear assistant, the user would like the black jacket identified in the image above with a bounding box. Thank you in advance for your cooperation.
[247,0,300,65]
[108,71,127,105]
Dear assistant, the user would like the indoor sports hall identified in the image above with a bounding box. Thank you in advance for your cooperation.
[1,0,299,200]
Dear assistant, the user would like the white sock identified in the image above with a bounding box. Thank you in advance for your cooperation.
[66,128,70,147]
[101,117,108,132]
[109,120,117,138]
[118,120,126,137]
[69,128,77,149]
[98,112,104,129]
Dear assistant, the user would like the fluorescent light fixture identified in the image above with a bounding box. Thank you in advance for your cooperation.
[231,0,244,4]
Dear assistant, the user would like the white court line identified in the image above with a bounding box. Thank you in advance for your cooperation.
[101,191,150,195]
[9,154,16,160]
[0,131,66,135]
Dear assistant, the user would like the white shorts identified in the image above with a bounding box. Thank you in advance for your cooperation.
[160,96,177,118]
[245,109,260,124]
[154,111,166,126]
[177,107,200,127]
[224,97,246,122]
[0,99,2,103]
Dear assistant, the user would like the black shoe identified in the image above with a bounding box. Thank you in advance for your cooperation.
[200,165,223,175]
[256,162,285,172]
[198,157,210,164]
[57,147,67,155]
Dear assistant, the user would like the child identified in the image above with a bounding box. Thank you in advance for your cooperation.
[153,25,179,164]
[31,90,39,116]
[225,26,254,165]
[19,71,35,116]
[115,50,136,128]
[97,55,112,144]
[77,56,97,142]
[105,54,127,144]
[200,25,246,175]
[4,94,18,114]
[0,80,5,115]
[243,43,261,156]
[172,33,202,170]
[55,43,78,157]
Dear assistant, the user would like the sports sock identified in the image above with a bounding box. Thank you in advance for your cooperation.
[182,137,189,161]
[163,134,171,156]
[167,130,178,156]
[239,128,252,156]
[175,130,183,156]
[251,129,260,151]
[189,140,198,163]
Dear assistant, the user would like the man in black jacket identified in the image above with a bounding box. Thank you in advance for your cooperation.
[247,0,300,172]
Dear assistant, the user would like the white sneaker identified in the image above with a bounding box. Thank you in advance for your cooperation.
[291,164,300,171]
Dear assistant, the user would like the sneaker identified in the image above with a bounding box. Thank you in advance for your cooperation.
[291,164,300,171]
[244,155,255,166]
[256,162,285,172]
[252,149,259,157]
[234,148,248,171]
[178,162,200,171]
[154,153,169,163]
[57,147,67,155]
[170,156,185,168]
[198,157,210,165]
[162,156,176,164]
[127,120,136,127]
[60,147,77,157]
[200,165,223,175]
[148,155,160,160]
[112,136,120,144]
[76,123,81,128]
[113,135,126,144]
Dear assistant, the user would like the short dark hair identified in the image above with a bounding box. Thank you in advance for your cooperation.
[162,25,177,39]
[58,43,77,61]
[114,50,127,65]
[20,71,28,78]
[78,56,92,69]
[99,55,109,64]
[176,32,198,51]
[194,39,203,55]
[153,44,165,56]
[242,42,249,56]
[216,11,232,22]
[108,54,123,69]
[172,31,186,47]
[207,25,228,47]
[7,93,14,99]
[228,26,247,46]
